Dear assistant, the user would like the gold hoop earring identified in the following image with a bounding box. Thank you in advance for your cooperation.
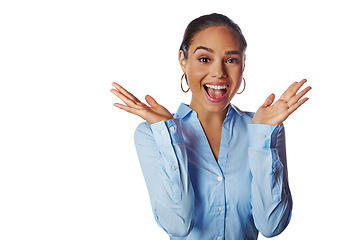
[237,78,246,94]
[181,73,190,93]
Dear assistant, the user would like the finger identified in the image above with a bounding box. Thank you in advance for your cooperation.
[288,97,309,114]
[292,79,308,94]
[280,79,307,101]
[113,102,148,117]
[287,86,312,107]
[279,81,298,100]
[112,82,140,103]
[145,95,159,108]
[113,103,132,112]
[262,93,275,108]
[110,88,142,108]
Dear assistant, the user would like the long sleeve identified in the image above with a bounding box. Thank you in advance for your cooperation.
[248,123,293,238]
[134,119,195,237]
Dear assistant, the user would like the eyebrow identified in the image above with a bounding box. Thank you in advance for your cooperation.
[225,50,243,56]
[193,46,243,56]
[193,46,213,53]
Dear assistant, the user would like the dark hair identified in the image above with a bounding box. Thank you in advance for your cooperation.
[180,13,247,59]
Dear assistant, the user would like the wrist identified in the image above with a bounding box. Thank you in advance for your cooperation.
[252,119,279,126]
[148,116,173,124]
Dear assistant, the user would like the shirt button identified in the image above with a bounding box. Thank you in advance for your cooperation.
[217,176,223,181]
[160,130,166,135]
[169,126,175,132]
[172,165,178,170]
[217,237,222,240]
[261,134,266,138]
[218,206,224,211]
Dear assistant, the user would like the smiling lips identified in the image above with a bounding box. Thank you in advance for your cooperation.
[203,82,229,103]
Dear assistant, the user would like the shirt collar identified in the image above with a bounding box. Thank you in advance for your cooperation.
[175,103,193,119]
[228,103,243,116]
[175,103,243,119]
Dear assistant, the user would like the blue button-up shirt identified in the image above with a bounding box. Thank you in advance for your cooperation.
[134,103,292,240]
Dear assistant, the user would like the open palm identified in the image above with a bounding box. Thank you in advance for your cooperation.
[111,82,173,124]
[252,79,311,126]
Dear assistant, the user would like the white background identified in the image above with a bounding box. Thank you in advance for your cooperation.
[1,0,359,239]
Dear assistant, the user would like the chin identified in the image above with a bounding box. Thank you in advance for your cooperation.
[206,102,231,113]
[199,96,232,115]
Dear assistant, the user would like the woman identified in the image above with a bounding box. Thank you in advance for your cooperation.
[111,13,311,240]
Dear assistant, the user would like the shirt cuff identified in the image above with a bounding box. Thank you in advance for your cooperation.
[248,124,279,148]
[150,119,183,146]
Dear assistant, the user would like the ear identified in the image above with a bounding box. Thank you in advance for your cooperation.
[179,50,187,73]
[242,54,246,72]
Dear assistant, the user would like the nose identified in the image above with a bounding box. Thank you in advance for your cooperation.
[210,61,227,79]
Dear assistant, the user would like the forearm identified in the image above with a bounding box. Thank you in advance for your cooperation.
[135,119,195,237]
[248,124,292,237]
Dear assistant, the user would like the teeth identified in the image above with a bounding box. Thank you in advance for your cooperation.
[205,84,227,90]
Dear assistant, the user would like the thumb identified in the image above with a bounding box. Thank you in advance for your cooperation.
[145,95,159,107]
[262,93,275,108]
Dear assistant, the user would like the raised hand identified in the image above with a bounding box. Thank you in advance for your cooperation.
[252,79,311,126]
[111,82,173,124]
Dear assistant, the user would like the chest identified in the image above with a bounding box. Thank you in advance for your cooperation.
[202,125,222,161]
[182,116,250,175]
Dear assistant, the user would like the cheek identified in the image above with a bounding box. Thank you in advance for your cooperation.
[229,66,243,79]
[187,64,209,87]
[228,68,243,91]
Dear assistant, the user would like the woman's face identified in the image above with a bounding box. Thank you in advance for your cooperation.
[179,26,245,115]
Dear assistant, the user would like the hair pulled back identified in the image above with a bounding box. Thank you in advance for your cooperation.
[180,13,247,59]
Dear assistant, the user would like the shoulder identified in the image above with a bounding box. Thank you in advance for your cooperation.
[242,111,255,118]
[230,104,255,120]
[230,104,285,130]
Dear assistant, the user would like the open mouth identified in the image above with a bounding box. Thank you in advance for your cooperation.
[204,83,229,103]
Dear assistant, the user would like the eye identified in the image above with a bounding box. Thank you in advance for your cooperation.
[226,58,240,64]
[199,57,210,63]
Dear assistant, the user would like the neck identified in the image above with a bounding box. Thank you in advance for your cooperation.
[190,103,229,127]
